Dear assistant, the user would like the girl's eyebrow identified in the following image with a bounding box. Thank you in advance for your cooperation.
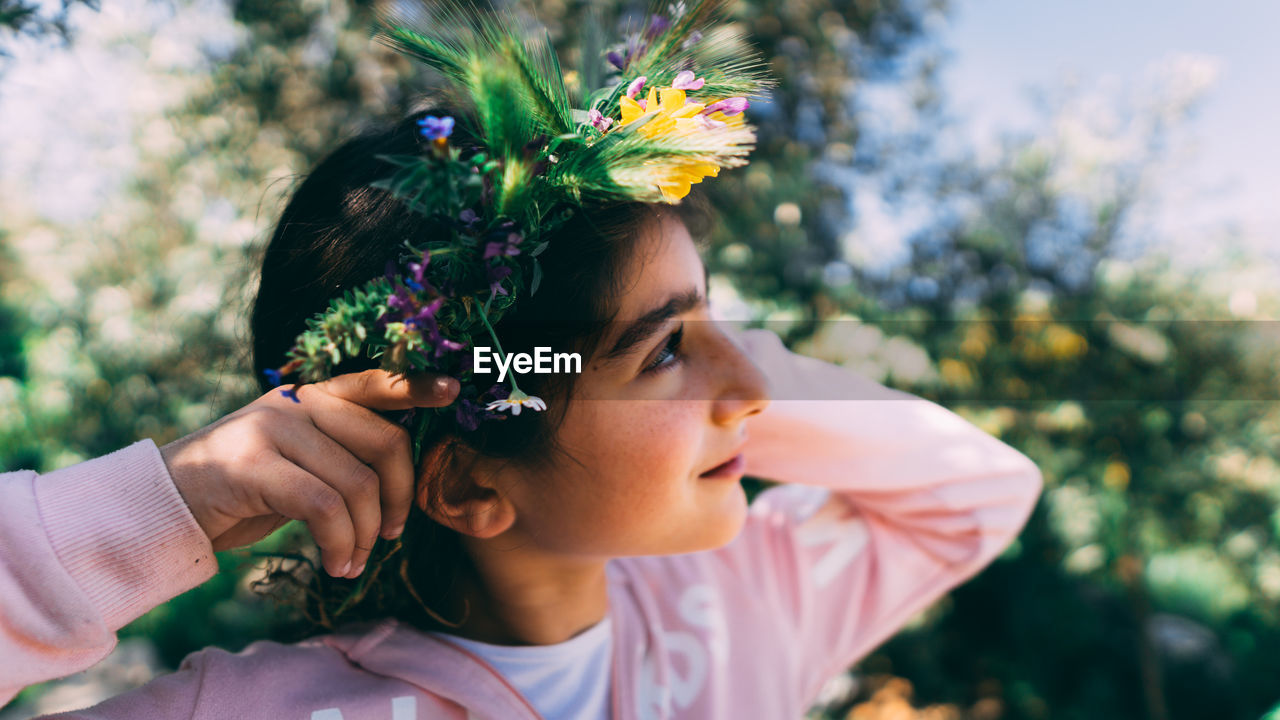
[600,287,706,364]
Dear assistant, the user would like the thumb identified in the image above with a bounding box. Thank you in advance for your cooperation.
[318,369,460,411]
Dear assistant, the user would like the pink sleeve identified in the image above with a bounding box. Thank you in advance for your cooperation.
[731,328,1043,702]
[0,439,217,707]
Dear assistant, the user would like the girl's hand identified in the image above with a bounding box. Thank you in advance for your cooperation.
[158,370,459,579]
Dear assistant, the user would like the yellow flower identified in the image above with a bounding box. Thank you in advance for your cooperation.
[654,162,720,201]
[613,74,753,202]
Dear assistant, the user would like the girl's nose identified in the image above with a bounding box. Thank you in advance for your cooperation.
[708,322,771,427]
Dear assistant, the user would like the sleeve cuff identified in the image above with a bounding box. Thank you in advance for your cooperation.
[34,438,217,631]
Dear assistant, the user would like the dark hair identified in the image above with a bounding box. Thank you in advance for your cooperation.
[249,104,713,634]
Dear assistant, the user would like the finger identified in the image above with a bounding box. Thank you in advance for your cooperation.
[275,425,385,578]
[283,388,416,542]
[255,455,356,578]
[316,369,460,411]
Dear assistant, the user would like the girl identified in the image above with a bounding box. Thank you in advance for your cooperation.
[0,106,1043,719]
[1,1,1044,714]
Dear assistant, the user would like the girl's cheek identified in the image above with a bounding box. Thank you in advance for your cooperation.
[613,407,697,472]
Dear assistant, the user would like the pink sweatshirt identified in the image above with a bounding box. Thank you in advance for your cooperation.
[0,328,1043,719]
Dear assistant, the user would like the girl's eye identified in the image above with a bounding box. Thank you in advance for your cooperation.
[642,323,685,374]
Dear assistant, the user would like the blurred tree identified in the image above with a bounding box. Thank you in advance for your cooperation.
[0,0,97,54]
[794,71,1280,720]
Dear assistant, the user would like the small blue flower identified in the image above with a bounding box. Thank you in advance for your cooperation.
[417,115,454,141]
[263,368,283,387]
[280,387,300,403]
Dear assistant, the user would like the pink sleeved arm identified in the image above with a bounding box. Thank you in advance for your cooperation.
[731,328,1043,702]
[0,439,217,707]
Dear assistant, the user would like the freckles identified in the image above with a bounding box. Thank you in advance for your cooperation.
[608,405,703,503]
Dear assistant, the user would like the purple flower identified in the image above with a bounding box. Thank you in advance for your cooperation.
[417,115,454,141]
[607,50,626,70]
[454,383,509,431]
[645,14,670,39]
[406,251,431,291]
[406,297,445,331]
[695,114,726,129]
[483,232,523,260]
[587,108,613,132]
[456,397,500,431]
[626,76,647,99]
[703,97,749,116]
[455,399,483,431]
[672,70,705,91]
[458,208,480,230]
[387,283,417,313]
[681,30,702,50]
[280,387,300,403]
[263,368,282,387]
[432,336,466,361]
[487,264,513,296]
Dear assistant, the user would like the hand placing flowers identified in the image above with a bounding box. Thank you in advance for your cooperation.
[161,369,461,578]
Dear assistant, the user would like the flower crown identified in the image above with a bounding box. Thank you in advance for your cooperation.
[264,0,775,464]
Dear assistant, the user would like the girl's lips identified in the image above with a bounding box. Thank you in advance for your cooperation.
[699,453,745,479]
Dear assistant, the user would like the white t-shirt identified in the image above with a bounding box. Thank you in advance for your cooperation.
[428,616,613,720]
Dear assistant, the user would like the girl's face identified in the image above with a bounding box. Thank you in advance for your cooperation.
[488,212,772,558]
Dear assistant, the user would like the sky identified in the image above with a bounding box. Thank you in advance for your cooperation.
[940,0,1280,268]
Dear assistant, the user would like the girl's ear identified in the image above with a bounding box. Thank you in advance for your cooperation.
[415,440,517,539]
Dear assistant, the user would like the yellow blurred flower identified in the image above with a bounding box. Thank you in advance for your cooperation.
[1102,460,1130,491]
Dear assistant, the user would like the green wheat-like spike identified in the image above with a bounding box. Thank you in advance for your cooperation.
[377,24,470,82]
[470,62,538,174]
[473,5,574,137]
[373,0,482,84]
[506,33,574,136]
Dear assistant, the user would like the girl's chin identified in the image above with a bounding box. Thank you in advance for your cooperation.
[688,484,749,551]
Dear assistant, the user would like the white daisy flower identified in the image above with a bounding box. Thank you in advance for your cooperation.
[485,388,547,416]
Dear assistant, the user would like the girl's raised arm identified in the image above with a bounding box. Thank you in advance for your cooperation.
[729,327,1043,705]
[0,369,459,709]
[0,439,216,708]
